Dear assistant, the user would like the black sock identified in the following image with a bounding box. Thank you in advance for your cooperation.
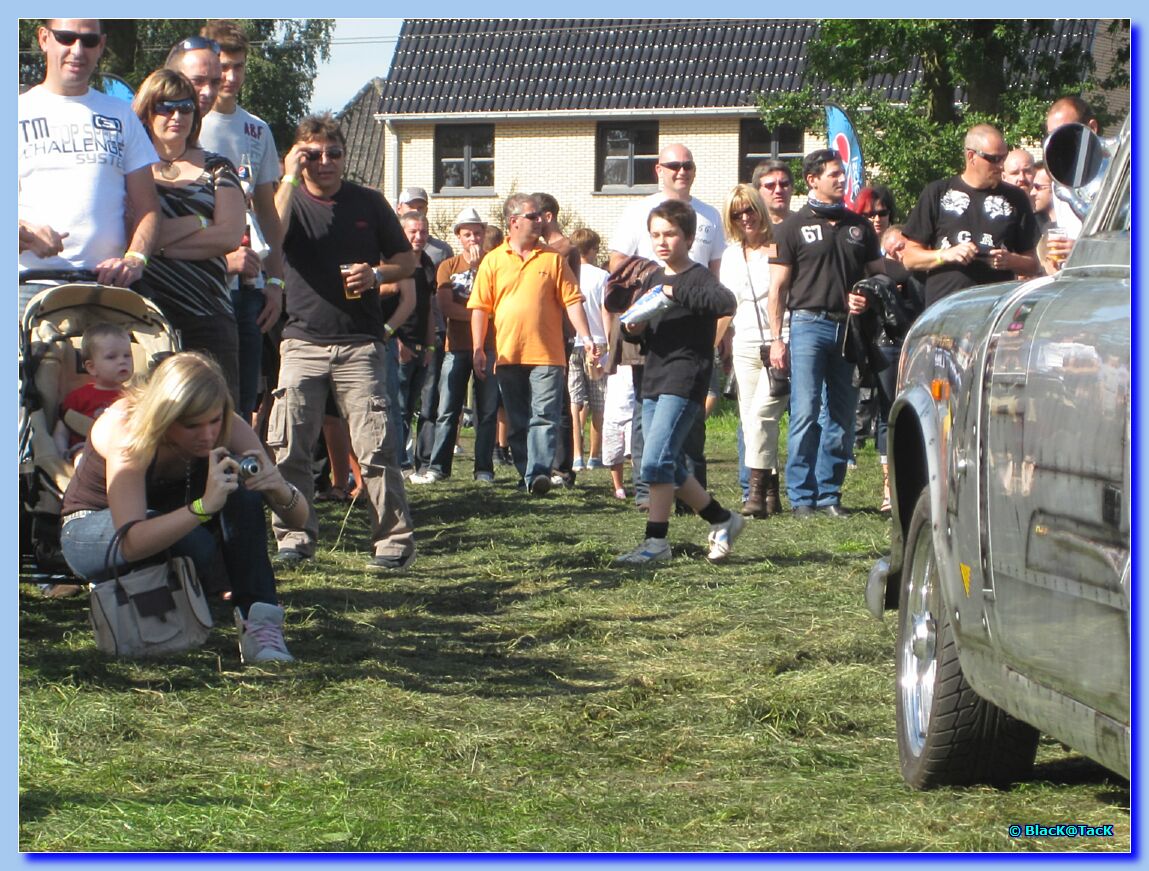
[645,521,669,540]
[698,497,730,525]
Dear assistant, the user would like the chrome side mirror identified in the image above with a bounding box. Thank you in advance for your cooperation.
[1043,123,1115,220]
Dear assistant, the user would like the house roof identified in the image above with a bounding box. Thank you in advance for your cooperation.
[337,77,386,188]
[377,18,1099,118]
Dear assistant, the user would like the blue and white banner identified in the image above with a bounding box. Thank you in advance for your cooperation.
[826,103,864,210]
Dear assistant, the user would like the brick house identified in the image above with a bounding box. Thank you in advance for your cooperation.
[364,18,1121,246]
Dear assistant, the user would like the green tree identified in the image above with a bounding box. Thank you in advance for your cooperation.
[19,19,334,157]
[758,19,1126,212]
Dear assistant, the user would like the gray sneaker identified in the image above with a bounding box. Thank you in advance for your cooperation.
[235,603,294,664]
[614,537,672,565]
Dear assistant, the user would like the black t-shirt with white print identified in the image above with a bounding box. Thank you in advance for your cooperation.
[902,176,1039,308]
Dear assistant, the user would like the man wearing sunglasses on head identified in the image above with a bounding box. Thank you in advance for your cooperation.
[269,113,420,574]
[901,124,1040,308]
[185,20,288,422]
[19,19,161,312]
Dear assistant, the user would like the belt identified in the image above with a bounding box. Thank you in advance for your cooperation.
[61,508,103,526]
[797,309,849,322]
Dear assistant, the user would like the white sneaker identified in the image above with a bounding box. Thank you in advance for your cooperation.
[235,603,294,664]
[409,469,444,485]
[474,471,495,483]
[614,537,672,564]
[707,512,746,563]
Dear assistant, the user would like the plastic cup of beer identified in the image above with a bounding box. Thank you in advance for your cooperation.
[340,264,361,299]
[1046,227,1069,268]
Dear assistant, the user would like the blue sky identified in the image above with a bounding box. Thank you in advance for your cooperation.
[309,18,403,114]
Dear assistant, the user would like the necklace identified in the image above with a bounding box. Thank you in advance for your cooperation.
[159,145,189,180]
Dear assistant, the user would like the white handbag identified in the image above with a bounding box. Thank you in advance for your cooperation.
[89,521,214,657]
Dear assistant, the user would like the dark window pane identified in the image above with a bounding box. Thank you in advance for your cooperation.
[602,157,629,186]
[440,160,465,188]
[777,124,803,155]
[633,157,657,182]
[470,127,494,158]
[470,159,494,188]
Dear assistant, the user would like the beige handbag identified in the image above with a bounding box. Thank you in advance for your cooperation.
[89,521,214,657]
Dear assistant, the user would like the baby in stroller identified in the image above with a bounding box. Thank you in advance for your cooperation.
[52,323,135,463]
[20,277,180,587]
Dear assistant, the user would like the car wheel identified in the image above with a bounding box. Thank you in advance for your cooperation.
[895,489,1038,788]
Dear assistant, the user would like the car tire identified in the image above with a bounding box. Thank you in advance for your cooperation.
[895,489,1038,788]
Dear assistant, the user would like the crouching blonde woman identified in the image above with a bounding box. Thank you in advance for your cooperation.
[60,352,308,664]
[719,184,790,517]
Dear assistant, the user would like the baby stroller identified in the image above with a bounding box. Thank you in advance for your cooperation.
[19,271,181,575]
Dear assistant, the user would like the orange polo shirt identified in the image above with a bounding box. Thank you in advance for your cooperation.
[468,241,583,366]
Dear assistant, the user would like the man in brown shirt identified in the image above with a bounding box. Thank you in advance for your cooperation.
[410,208,500,483]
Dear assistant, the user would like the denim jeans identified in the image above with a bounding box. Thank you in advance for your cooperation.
[382,338,404,464]
[429,350,499,476]
[786,311,859,508]
[395,352,429,468]
[267,337,414,560]
[60,487,278,614]
[640,394,701,487]
[630,364,648,505]
[230,285,265,418]
[495,364,564,483]
[412,344,445,471]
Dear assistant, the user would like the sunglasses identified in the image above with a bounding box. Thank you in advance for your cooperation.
[302,148,345,161]
[512,211,544,222]
[49,28,102,49]
[731,208,758,220]
[759,179,792,191]
[865,209,890,218]
[154,99,196,117]
[659,161,696,172]
[973,149,1008,165]
[175,36,220,54]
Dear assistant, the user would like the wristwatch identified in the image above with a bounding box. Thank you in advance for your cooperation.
[373,267,385,288]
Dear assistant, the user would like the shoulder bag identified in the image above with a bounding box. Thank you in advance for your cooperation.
[90,520,214,657]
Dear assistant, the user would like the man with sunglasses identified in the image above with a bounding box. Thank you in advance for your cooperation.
[185,20,288,421]
[752,159,796,226]
[901,124,1040,308]
[19,19,160,310]
[608,144,726,276]
[269,113,420,573]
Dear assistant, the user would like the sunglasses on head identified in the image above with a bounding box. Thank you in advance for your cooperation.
[512,211,544,222]
[49,28,101,49]
[154,99,196,117]
[659,161,695,172]
[865,209,890,218]
[302,147,345,161]
[973,149,1008,165]
[175,36,220,54]
[759,179,792,191]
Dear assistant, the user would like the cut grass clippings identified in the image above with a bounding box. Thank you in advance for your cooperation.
[19,406,1130,852]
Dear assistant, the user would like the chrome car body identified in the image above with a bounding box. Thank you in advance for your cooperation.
[868,115,1131,782]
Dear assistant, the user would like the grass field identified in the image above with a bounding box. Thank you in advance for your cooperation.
[19,408,1130,852]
